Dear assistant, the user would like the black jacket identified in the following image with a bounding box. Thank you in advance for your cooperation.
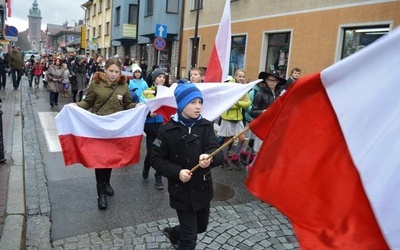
[151,118,223,211]
[250,86,282,118]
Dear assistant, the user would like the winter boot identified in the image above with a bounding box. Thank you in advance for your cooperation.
[96,183,107,209]
[104,182,114,196]
[155,175,164,190]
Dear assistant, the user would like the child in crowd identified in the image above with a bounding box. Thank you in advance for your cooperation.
[128,65,148,103]
[241,72,268,165]
[189,67,204,83]
[248,70,286,173]
[32,60,44,89]
[151,83,223,250]
[283,67,301,89]
[217,69,251,170]
[61,63,71,98]
[142,68,167,190]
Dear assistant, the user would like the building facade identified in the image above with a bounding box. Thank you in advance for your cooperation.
[180,0,400,81]
[82,0,113,58]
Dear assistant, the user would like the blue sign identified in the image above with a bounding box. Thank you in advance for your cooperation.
[155,24,167,38]
[5,26,18,37]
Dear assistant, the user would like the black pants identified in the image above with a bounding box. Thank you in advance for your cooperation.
[11,69,22,89]
[50,92,59,105]
[170,204,210,249]
[0,72,6,89]
[144,122,162,178]
[95,168,112,184]
[72,89,84,103]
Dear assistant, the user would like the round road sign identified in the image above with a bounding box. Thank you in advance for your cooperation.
[5,26,18,37]
[153,37,166,51]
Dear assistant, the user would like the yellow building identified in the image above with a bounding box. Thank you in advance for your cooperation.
[82,0,113,57]
[180,0,400,81]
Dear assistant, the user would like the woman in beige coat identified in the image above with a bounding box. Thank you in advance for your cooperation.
[46,58,64,107]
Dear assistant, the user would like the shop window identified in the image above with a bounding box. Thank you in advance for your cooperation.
[229,35,246,76]
[341,25,389,59]
[265,32,290,79]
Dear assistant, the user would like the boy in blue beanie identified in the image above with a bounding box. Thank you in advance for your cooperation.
[151,83,223,249]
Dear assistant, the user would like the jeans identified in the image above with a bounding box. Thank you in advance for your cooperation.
[50,91,59,105]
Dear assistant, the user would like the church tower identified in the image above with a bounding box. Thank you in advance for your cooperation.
[28,0,42,51]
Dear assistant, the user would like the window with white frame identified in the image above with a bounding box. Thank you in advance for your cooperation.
[265,32,291,79]
[230,35,246,76]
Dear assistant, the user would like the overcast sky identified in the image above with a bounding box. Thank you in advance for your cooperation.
[6,0,85,32]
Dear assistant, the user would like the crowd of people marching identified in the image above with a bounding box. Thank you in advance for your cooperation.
[1,47,302,249]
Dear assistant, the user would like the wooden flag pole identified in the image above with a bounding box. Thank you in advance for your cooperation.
[190,126,250,173]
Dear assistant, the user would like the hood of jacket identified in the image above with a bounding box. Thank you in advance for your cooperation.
[92,71,127,85]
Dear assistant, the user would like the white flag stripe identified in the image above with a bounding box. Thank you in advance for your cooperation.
[217,0,231,81]
[145,80,260,122]
[55,104,149,139]
[38,112,62,152]
[321,27,400,249]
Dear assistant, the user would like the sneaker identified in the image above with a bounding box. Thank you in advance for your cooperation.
[155,177,164,190]
[222,158,232,170]
[231,154,242,171]
[240,151,249,165]
[163,227,179,249]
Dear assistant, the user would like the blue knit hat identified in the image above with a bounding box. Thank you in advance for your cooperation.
[174,83,203,112]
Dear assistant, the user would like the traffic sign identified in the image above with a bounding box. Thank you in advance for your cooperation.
[5,26,18,37]
[155,24,167,38]
[153,37,166,51]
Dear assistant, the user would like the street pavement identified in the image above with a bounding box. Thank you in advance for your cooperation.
[0,75,299,249]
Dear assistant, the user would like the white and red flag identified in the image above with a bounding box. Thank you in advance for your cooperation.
[246,26,400,249]
[55,104,148,168]
[145,80,260,122]
[203,0,231,82]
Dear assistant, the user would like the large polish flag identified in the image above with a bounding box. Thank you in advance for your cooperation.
[55,104,148,169]
[203,0,231,82]
[246,27,400,249]
[145,80,260,122]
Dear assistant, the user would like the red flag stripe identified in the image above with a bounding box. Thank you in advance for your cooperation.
[59,134,142,168]
[246,73,388,249]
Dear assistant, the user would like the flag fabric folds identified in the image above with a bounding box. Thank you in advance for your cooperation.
[203,0,231,82]
[145,80,260,122]
[246,27,400,249]
[55,104,148,169]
